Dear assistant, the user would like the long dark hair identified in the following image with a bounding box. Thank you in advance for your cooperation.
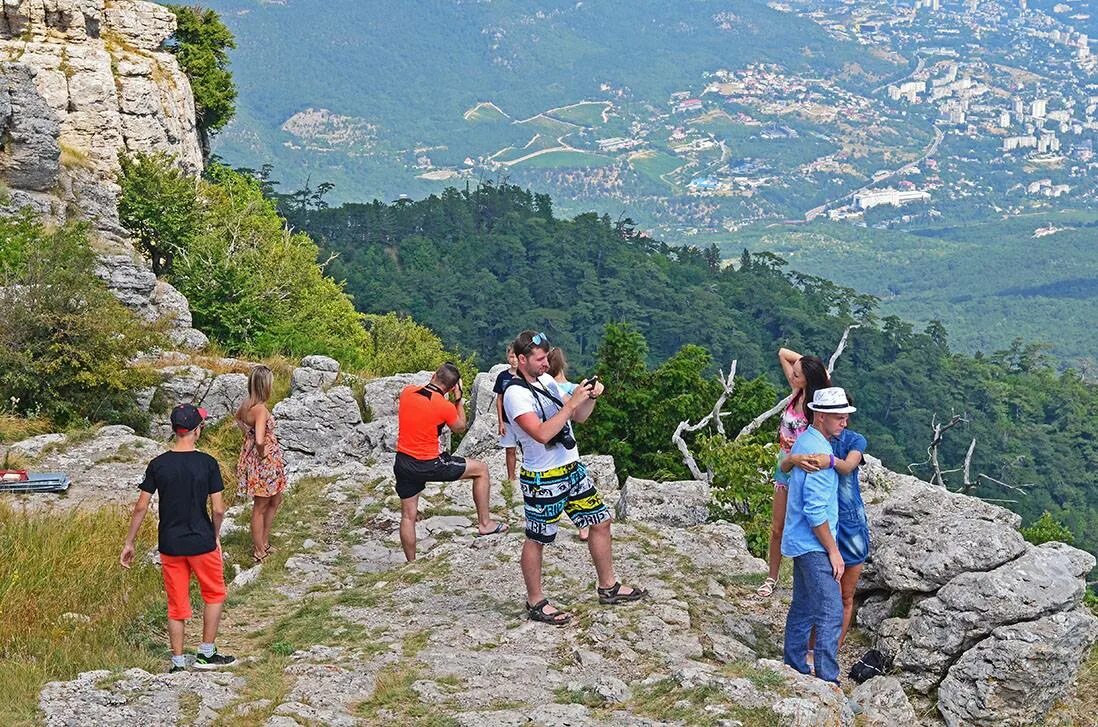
[798,355,830,424]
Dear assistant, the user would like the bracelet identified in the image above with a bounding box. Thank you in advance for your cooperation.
[829,454,835,469]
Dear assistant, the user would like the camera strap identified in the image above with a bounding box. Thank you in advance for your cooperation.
[507,375,564,422]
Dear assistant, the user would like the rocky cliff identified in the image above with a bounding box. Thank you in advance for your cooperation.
[12,355,1096,726]
[0,0,206,346]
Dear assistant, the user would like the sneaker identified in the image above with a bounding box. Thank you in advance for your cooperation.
[193,651,236,670]
[169,665,186,674]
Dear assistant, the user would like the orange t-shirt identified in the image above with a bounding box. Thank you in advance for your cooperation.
[395,384,459,460]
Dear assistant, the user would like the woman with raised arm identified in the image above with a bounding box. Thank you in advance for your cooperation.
[235,365,288,563]
[756,348,831,598]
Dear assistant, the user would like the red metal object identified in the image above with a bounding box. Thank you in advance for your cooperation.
[0,469,29,482]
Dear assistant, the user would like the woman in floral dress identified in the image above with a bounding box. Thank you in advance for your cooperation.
[236,365,287,563]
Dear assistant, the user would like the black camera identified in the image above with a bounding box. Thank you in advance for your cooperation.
[549,422,577,450]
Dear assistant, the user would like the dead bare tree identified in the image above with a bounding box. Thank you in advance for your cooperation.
[671,324,860,480]
[735,324,860,441]
[907,412,967,487]
[910,415,1034,499]
[671,361,738,482]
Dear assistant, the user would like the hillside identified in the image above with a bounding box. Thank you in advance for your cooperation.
[283,183,1098,571]
[204,0,902,211]
[727,212,1098,368]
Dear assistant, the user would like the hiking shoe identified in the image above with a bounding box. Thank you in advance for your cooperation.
[193,651,236,670]
[169,665,186,674]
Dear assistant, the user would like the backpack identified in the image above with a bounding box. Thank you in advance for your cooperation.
[849,649,890,683]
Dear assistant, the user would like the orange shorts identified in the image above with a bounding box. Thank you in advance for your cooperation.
[160,548,226,620]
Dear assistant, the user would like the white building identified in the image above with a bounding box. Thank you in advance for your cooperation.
[854,187,931,210]
[1031,99,1048,118]
[999,111,1011,128]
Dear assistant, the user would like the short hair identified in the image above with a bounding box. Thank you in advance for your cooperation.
[547,347,568,377]
[436,362,460,389]
[512,329,550,357]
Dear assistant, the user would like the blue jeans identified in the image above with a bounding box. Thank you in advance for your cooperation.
[783,551,843,684]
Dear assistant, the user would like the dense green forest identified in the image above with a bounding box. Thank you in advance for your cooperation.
[727,213,1098,368]
[279,182,1098,567]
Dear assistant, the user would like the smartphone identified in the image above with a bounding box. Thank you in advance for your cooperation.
[584,375,600,389]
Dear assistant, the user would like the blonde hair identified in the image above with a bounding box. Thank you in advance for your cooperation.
[245,365,273,408]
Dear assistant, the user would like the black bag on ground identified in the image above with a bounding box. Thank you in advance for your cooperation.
[849,649,890,683]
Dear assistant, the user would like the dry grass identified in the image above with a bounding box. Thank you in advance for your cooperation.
[0,502,164,725]
[0,415,52,445]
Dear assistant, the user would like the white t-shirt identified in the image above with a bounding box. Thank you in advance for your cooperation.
[502,373,580,473]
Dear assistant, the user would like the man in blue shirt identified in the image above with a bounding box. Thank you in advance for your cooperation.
[781,386,856,684]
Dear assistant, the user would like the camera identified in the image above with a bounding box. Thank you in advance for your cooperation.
[549,422,577,450]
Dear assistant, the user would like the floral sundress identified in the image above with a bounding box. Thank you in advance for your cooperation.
[236,410,287,498]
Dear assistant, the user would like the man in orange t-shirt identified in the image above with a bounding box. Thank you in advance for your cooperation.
[394,362,507,560]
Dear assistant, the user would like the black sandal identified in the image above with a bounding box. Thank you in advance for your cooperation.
[526,599,571,625]
[597,581,648,605]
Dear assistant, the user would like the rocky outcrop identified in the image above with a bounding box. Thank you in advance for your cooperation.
[616,476,710,526]
[855,456,1098,725]
[1,0,205,346]
[850,676,918,726]
[6,424,164,510]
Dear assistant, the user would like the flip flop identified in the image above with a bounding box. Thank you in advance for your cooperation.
[476,522,509,537]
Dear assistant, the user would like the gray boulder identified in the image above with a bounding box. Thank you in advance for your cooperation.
[360,371,431,419]
[937,608,1098,727]
[469,363,508,420]
[616,477,710,527]
[655,521,767,577]
[866,481,1026,592]
[147,365,247,438]
[0,63,60,191]
[290,356,340,395]
[850,676,917,726]
[895,542,1095,692]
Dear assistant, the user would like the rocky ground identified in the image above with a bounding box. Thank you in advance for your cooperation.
[14,356,1098,726]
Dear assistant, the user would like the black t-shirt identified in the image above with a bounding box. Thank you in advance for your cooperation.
[493,369,515,395]
[139,450,225,556]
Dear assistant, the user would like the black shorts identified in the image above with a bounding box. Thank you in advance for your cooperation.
[393,452,467,499]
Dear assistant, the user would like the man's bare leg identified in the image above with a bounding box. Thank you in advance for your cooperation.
[465,459,503,534]
[521,538,568,617]
[399,494,420,561]
[168,617,186,656]
[586,519,640,596]
[201,601,224,644]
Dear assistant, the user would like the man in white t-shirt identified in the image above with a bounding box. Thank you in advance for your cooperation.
[503,330,647,625]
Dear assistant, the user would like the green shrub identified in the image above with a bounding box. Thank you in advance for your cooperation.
[1021,511,1075,546]
[362,313,476,384]
[170,164,371,366]
[0,213,162,427]
[699,433,777,557]
[118,153,199,275]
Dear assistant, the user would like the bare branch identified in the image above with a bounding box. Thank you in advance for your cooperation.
[961,437,977,494]
[671,360,737,482]
[977,473,1033,497]
[736,324,859,441]
[827,324,861,375]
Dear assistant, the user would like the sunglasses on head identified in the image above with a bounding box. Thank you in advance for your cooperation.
[522,332,549,353]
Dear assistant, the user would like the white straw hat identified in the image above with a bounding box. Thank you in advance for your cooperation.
[807,387,857,414]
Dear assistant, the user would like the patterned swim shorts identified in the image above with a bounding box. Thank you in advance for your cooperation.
[520,460,611,544]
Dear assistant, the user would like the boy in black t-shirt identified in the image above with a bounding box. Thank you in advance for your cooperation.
[120,404,236,672]
[493,345,520,482]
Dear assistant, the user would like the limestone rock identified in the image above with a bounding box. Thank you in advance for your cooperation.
[895,543,1093,692]
[0,63,60,191]
[8,425,163,510]
[360,371,431,419]
[1,0,204,345]
[616,476,710,527]
[937,609,1098,727]
[147,365,247,438]
[38,667,243,726]
[468,363,508,419]
[655,521,767,577]
[865,480,1026,592]
[850,676,917,726]
[290,356,340,395]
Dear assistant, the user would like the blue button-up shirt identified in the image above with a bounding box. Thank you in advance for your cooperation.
[781,425,838,557]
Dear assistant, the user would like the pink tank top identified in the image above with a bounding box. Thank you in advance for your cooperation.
[778,394,809,454]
